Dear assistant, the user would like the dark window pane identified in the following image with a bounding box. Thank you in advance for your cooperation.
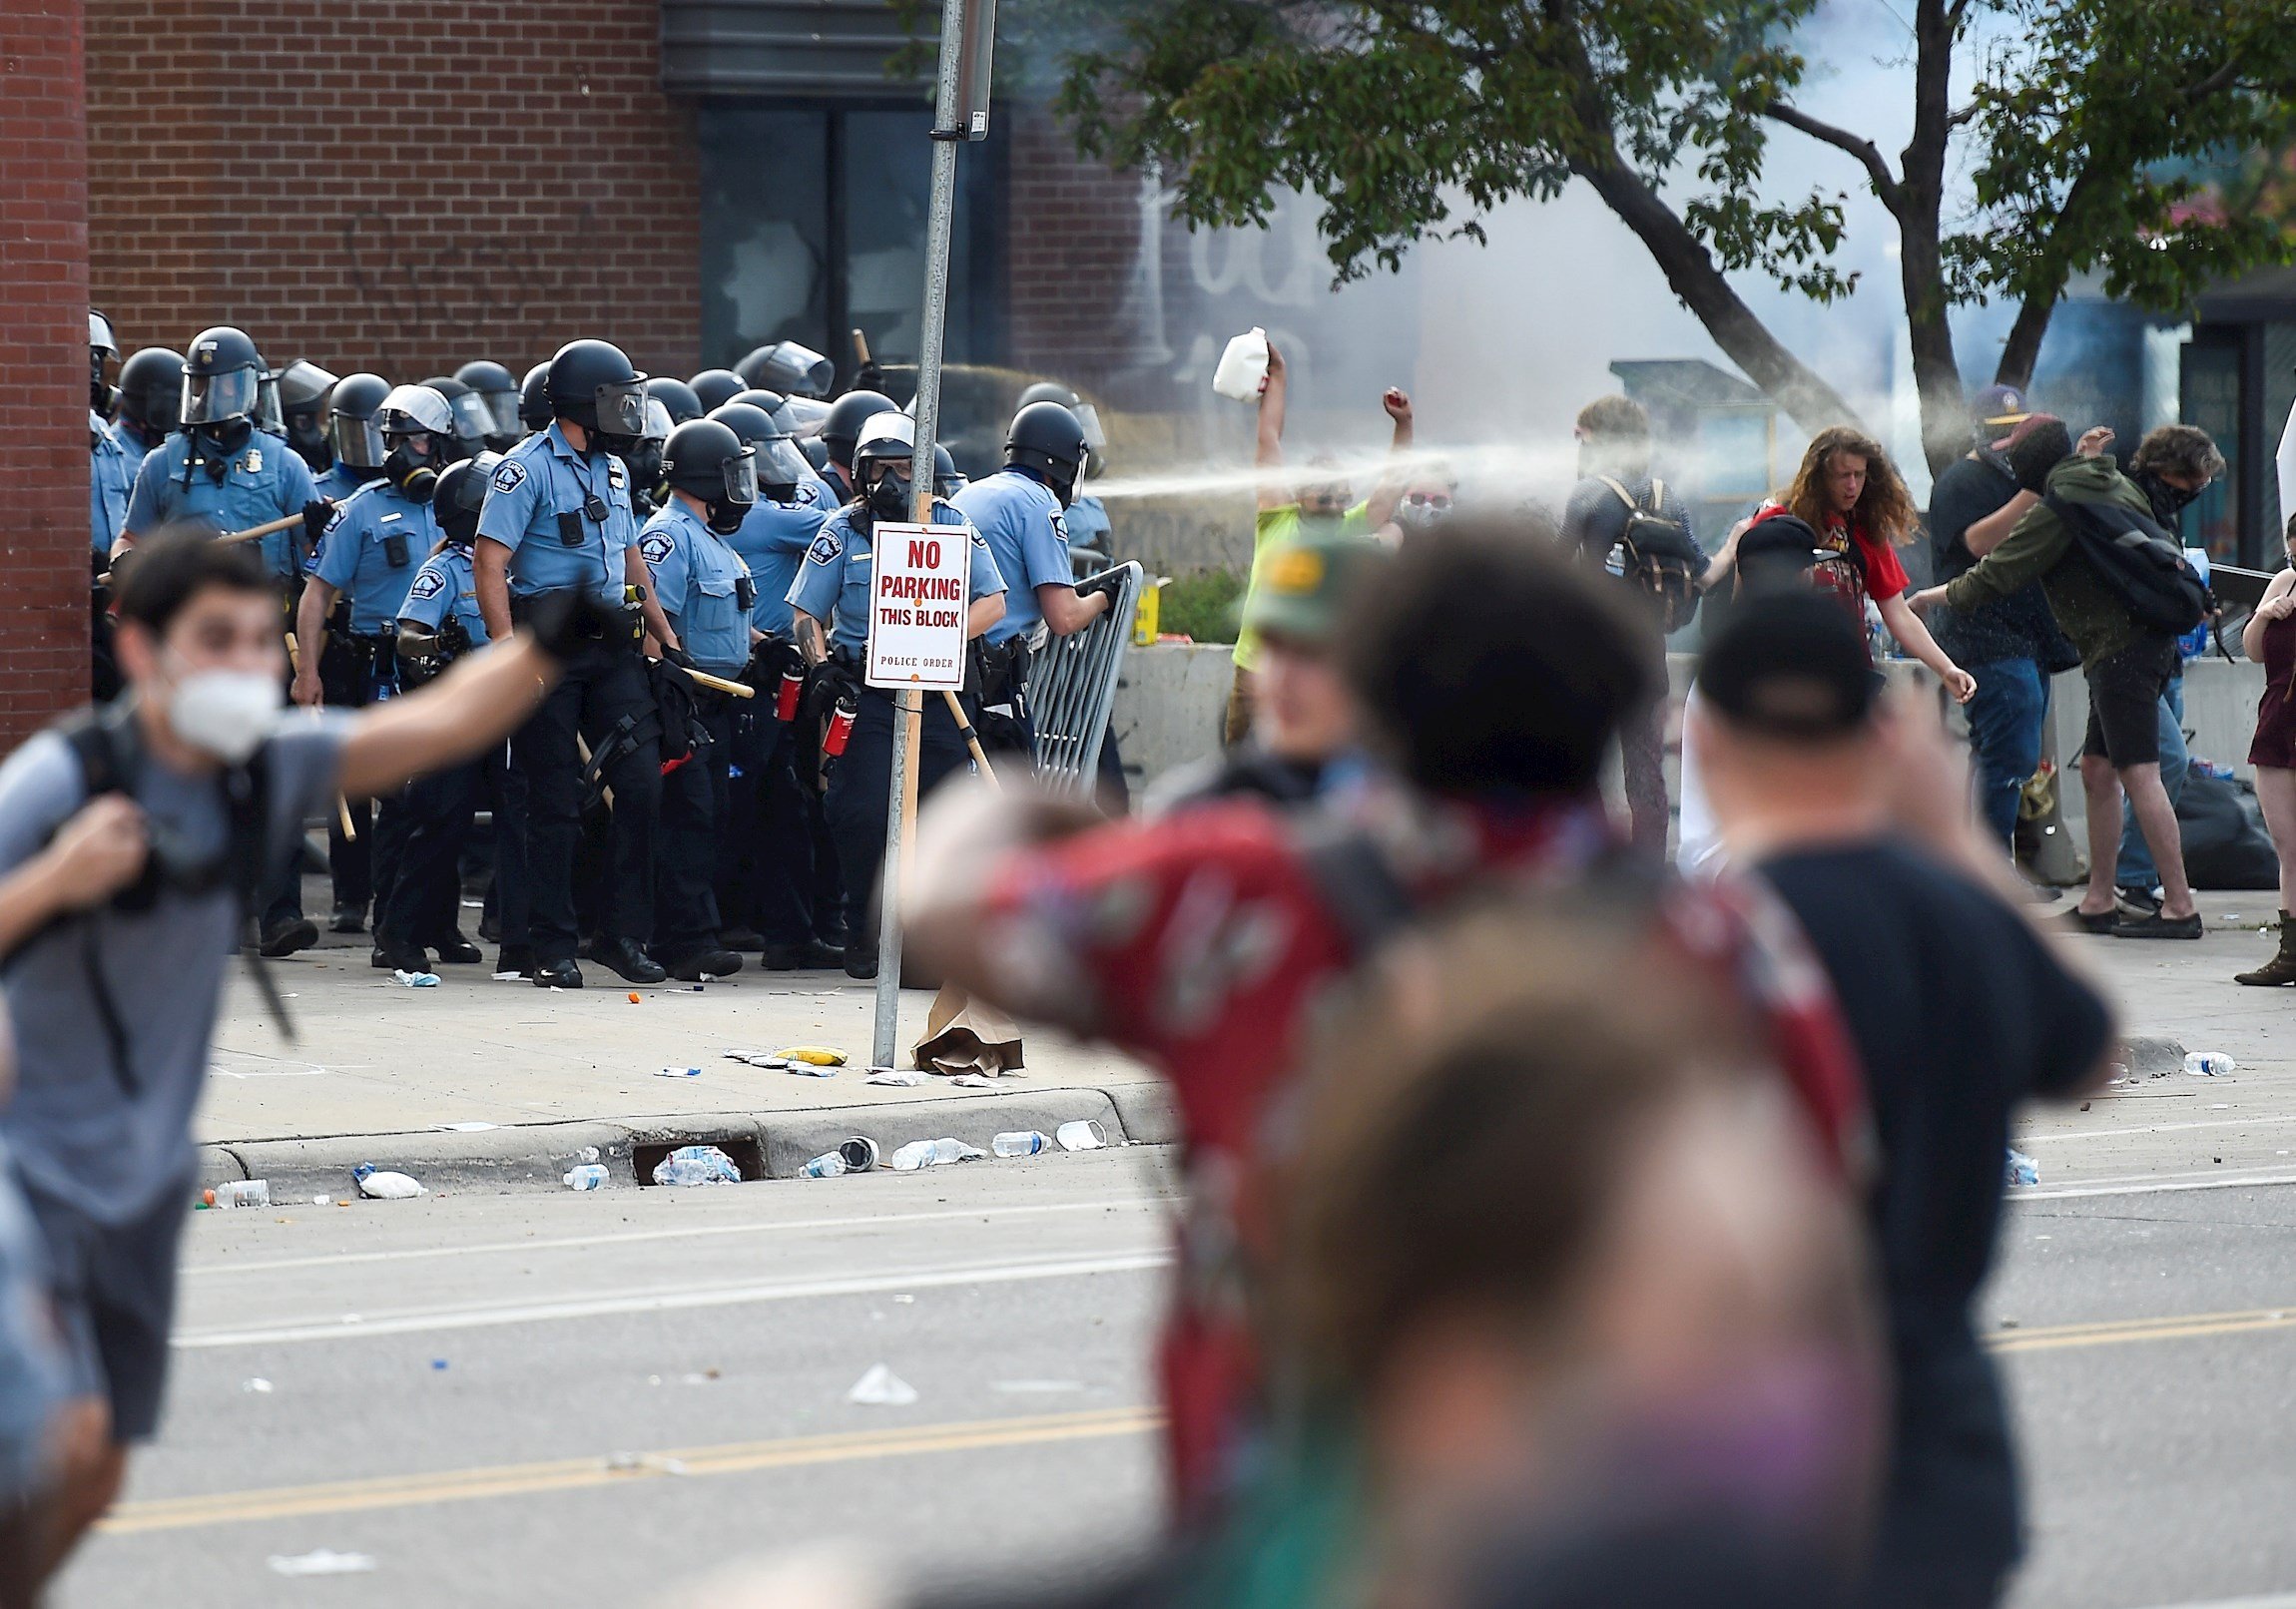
[700,109,831,370]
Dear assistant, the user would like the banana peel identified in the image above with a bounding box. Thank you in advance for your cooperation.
[776,1045,849,1067]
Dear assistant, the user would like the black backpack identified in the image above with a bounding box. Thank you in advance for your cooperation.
[1598,477,1704,633]
[2044,492,2212,636]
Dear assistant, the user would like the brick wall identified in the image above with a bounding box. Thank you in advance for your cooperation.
[1,0,97,749]
[1003,105,1160,401]
[87,0,701,384]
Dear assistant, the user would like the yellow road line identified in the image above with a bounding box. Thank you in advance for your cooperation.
[98,1406,1161,1536]
[1991,1305,2296,1354]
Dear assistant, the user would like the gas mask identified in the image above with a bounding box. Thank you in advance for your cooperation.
[193,418,255,476]
[866,467,912,522]
[593,432,640,465]
[625,441,667,504]
[383,435,438,503]
[166,661,283,765]
[2133,470,2201,524]
[703,498,747,537]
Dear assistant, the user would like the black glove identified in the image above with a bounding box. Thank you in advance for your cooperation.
[856,360,885,394]
[524,591,623,661]
[1074,566,1126,601]
[662,645,697,673]
[301,499,334,549]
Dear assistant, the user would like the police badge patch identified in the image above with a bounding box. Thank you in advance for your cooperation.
[492,459,528,494]
[639,532,675,564]
[808,531,844,564]
[410,569,446,601]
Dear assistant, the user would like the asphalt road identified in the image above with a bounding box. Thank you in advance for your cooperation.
[43,1156,2296,1609]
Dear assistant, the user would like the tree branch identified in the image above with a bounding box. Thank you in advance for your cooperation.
[1763,101,1907,214]
[2180,57,2243,103]
[1946,101,1980,130]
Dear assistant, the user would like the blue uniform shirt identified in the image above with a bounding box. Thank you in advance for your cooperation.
[726,495,827,637]
[640,500,756,675]
[788,502,1004,654]
[398,541,490,646]
[123,428,317,582]
[91,412,135,559]
[309,480,441,634]
[797,472,843,514]
[1066,492,1112,554]
[311,463,380,506]
[475,421,637,607]
[951,467,1075,648]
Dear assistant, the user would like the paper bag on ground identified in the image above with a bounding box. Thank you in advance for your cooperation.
[911,985,1024,1077]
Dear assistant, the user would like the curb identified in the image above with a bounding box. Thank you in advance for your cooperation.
[199,1082,1174,1196]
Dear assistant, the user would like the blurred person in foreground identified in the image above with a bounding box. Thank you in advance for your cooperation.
[2233,515,2296,985]
[1146,531,1380,813]
[1692,591,2114,1609]
[908,520,1866,1525]
[0,531,611,1583]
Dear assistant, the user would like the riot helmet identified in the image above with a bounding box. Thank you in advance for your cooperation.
[736,340,835,399]
[1015,380,1107,462]
[646,375,704,426]
[707,401,811,501]
[690,368,745,413]
[278,360,339,468]
[432,451,500,546]
[90,310,121,415]
[257,370,286,439]
[852,411,919,521]
[326,373,393,470]
[730,387,800,433]
[421,375,489,462]
[547,339,648,448]
[519,362,552,433]
[376,383,454,502]
[181,327,266,456]
[933,442,966,500]
[823,389,896,473]
[118,347,185,441]
[1005,400,1090,508]
[454,360,523,449]
[663,417,759,536]
[624,396,675,506]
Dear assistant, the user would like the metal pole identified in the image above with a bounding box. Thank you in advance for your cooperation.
[870,0,971,1070]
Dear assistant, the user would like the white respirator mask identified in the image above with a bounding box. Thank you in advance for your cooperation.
[167,664,283,765]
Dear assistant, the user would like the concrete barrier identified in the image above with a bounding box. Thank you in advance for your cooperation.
[1108,642,1235,793]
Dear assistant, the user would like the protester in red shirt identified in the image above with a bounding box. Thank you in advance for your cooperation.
[907,523,1867,1524]
[1732,426,1976,705]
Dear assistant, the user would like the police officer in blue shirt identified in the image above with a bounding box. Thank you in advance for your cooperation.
[816,389,897,507]
[704,401,839,965]
[311,373,391,505]
[89,314,134,564]
[474,338,679,989]
[639,418,763,982]
[291,383,453,938]
[370,454,498,974]
[110,346,183,465]
[788,411,1006,977]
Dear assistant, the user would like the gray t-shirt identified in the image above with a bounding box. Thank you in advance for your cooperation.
[0,710,347,1222]
[0,1152,63,1497]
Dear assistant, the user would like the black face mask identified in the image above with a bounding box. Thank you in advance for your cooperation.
[625,442,666,501]
[384,440,438,503]
[867,468,912,521]
[703,498,748,537]
[593,431,639,464]
[2133,469,2200,524]
[193,418,254,476]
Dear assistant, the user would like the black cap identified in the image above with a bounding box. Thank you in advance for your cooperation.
[1697,590,1879,739]
[1735,514,1827,595]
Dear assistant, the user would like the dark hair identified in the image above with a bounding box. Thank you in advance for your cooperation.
[1575,395,1651,445]
[114,527,275,637]
[2130,424,2225,484]
[1341,518,1661,799]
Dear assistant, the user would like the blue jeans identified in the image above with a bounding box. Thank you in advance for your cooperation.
[2115,678,2188,889]
[1965,658,2048,848]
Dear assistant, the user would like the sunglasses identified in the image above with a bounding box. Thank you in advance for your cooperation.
[1404,492,1452,510]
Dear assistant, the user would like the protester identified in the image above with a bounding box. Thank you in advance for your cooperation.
[2234,516,2296,985]
[1692,591,2113,1609]
[908,520,1865,1523]
[1912,422,2223,938]
[0,531,606,1583]
[1923,390,2080,852]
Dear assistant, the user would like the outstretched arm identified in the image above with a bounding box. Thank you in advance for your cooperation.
[1878,592,1975,704]
[1362,388,1415,530]
[1255,340,1290,512]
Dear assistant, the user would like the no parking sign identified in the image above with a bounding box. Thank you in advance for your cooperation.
[863,522,972,692]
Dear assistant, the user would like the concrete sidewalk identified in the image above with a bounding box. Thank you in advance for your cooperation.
[197,913,1168,1196]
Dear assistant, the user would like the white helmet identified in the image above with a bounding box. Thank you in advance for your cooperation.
[376,383,454,439]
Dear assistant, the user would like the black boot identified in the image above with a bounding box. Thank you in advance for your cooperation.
[593,936,667,985]
[2235,911,2296,986]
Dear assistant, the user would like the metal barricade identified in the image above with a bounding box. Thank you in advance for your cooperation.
[1029,561,1142,796]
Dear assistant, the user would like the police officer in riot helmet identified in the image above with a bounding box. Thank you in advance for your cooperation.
[474,337,678,988]
[420,375,490,464]
[312,373,392,504]
[788,411,1007,976]
[818,389,897,506]
[519,362,553,436]
[277,360,340,473]
[646,375,704,427]
[933,443,966,501]
[91,314,136,570]
[1014,379,1115,552]
[113,346,185,459]
[624,397,675,517]
[454,360,525,452]
[90,310,121,417]
[690,368,746,414]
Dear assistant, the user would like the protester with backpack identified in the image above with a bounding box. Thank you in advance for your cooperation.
[1560,395,1740,855]
[1911,421,2221,938]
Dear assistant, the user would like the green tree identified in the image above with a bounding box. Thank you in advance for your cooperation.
[1036,0,2296,475]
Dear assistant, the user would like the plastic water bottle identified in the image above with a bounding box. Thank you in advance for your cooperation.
[2184,1051,2236,1077]
[993,1130,1049,1158]
[211,1179,271,1209]
[888,1137,984,1171]
[2004,1149,2040,1188]
[800,1151,849,1179]
[563,1164,608,1191]
[650,1144,743,1186]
